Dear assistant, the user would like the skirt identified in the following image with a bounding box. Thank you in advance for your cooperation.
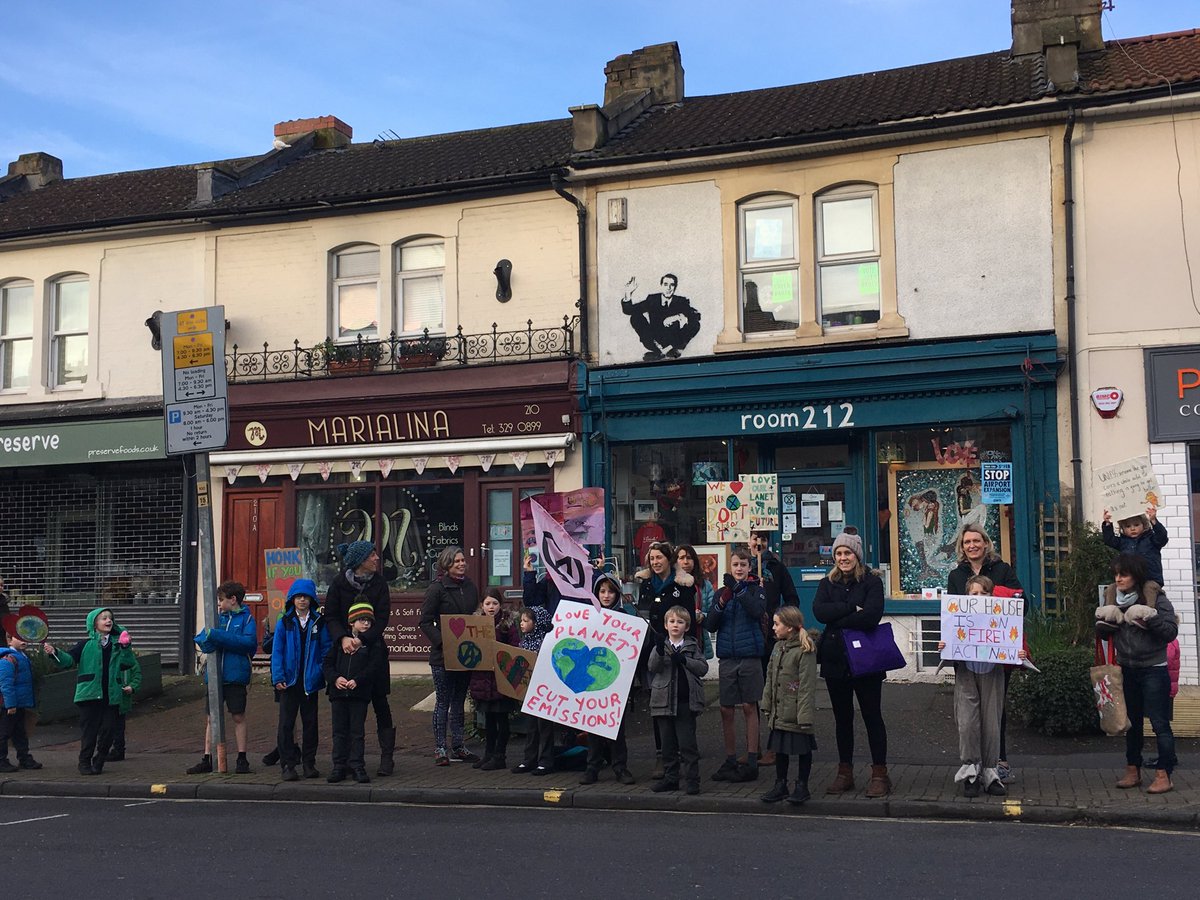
[767,729,817,756]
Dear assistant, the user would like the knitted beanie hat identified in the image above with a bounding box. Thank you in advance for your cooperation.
[338,541,375,570]
[348,601,375,624]
[831,528,863,562]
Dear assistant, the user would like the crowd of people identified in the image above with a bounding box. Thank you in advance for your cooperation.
[0,510,1182,798]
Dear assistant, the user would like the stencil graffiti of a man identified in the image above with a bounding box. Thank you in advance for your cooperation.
[621,274,702,361]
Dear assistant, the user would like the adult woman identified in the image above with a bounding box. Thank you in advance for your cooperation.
[1095,553,1178,794]
[419,546,481,766]
[636,541,690,778]
[812,527,890,797]
[945,524,1022,780]
[675,545,713,654]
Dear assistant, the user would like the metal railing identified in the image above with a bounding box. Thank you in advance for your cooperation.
[225,317,578,382]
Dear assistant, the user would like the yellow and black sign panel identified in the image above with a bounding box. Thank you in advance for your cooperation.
[176,310,208,334]
[173,333,214,369]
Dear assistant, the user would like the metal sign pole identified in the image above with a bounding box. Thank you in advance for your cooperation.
[195,452,226,772]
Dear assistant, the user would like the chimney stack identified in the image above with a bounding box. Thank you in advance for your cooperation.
[572,42,684,152]
[1011,0,1104,91]
[273,115,353,150]
[0,152,64,200]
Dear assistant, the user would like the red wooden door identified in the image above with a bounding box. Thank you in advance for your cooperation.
[222,491,285,649]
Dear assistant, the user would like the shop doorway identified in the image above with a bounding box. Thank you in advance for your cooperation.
[222,490,285,646]
[776,474,861,627]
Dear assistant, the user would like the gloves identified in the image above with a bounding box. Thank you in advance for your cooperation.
[1095,606,1124,624]
[722,573,738,591]
[653,630,666,652]
[1124,604,1158,625]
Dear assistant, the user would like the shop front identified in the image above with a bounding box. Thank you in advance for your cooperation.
[0,413,187,665]
[213,360,582,670]
[585,333,1060,678]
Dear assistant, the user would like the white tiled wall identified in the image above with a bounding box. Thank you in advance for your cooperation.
[1151,444,1198,685]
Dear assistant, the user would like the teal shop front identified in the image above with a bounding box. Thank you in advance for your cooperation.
[584,333,1060,678]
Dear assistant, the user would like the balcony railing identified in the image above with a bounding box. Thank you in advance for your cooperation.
[225,317,578,382]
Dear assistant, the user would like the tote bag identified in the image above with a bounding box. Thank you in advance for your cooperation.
[1091,638,1130,736]
[842,623,906,677]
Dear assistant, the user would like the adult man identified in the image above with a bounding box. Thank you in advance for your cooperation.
[621,274,702,361]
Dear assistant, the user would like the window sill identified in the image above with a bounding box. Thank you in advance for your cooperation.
[715,321,909,352]
[0,382,106,406]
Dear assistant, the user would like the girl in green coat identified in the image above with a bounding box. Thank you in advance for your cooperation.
[760,605,818,806]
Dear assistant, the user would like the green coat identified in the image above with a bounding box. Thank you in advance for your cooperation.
[50,608,142,709]
[762,635,817,734]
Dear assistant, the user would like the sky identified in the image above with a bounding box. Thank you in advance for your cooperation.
[2,1,1198,179]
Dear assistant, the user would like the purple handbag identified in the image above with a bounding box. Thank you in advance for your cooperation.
[841,623,906,677]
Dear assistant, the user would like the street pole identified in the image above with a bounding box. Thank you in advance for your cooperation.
[195,452,226,772]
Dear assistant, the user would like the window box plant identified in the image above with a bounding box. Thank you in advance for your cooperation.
[396,334,449,370]
[319,337,382,375]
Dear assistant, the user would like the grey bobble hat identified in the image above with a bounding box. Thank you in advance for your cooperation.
[831,528,863,561]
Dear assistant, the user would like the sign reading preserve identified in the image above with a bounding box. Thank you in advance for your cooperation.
[0,418,167,467]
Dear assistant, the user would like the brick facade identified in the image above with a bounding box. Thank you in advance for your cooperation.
[1150,444,1197,685]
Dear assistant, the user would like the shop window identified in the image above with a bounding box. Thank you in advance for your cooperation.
[816,184,880,329]
[0,278,33,391]
[331,244,380,339]
[50,274,89,388]
[739,196,800,334]
[395,238,445,335]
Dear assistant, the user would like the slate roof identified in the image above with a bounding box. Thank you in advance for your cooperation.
[2,30,1199,240]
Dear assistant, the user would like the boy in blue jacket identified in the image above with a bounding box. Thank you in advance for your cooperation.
[272,579,332,782]
[1102,507,1169,587]
[0,624,41,772]
[188,580,258,775]
[706,547,767,783]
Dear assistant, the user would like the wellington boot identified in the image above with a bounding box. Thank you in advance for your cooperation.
[1116,765,1141,789]
[826,763,855,795]
[376,727,396,777]
[864,764,891,798]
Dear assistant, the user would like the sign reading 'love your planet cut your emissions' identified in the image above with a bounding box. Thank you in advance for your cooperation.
[521,600,646,740]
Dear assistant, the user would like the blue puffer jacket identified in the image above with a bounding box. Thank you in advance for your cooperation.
[706,577,767,659]
[196,604,258,686]
[271,580,332,695]
[0,647,35,709]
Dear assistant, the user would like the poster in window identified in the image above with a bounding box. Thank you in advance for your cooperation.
[888,463,1010,597]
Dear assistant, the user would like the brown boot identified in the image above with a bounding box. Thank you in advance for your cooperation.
[865,764,892,798]
[1146,769,1173,794]
[826,762,855,795]
[1116,765,1141,789]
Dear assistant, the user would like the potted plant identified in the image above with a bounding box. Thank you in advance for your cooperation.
[319,337,382,375]
[396,334,449,370]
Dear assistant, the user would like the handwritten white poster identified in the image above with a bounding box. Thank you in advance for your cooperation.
[1095,456,1161,520]
[939,593,1024,666]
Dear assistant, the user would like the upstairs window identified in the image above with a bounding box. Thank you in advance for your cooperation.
[739,197,800,334]
[0,279,33,391]
[332,245,379,339]
[396,238,445,335]
[816,185,880,329]
[50,275,89,387]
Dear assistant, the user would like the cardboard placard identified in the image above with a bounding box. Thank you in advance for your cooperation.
[494,645,537,702]
[440,614,496,671]
[940,593,1025,666]
[264,547,303,624]
[1095,456,1161,521]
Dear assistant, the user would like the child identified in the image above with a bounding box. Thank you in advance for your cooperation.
[760,606,818,805]
[1102,506,1168,587]
[323,602,384,783]
[648,605,709,794]
[469,588,519,771]
[705,546,767,783]
[44,608,141,775]
[188,580,258,775]
[511,605,554,776]
[939,575,1026,798]
[581,573,638,786]
[272,578,332,782]
[0,621,41,772]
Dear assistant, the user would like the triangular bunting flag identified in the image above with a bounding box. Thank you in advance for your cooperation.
[224,466,241,485]
[446,455,461,474]
[544,449,563,468]
[411,456,428,475]
[512,451,527,471]
[318,461,333,481]
[479,453,496,472]
[256,464,271,483]
[349,459,365,479]
[378,458,394,479]
[286,462,304,481]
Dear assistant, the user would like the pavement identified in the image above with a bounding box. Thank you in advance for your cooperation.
[3,675,1197,830]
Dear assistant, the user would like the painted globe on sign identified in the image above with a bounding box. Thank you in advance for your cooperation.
[550,638,620,693]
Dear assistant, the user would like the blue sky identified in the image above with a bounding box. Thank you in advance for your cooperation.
[2,1,1197,178]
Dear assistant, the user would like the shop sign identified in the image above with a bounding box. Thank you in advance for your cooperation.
[0,417,167,467]
[737,402,856,434]
[1145,345,1200,442]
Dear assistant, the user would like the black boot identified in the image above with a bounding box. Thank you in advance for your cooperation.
[787,781,812,805]
[186,754,213,775]
[281,765,300,782]
[761,779,789,803]
[90,756,105,775]
[327,768,347,784]
[377,727,396,777]
[302,761,320,779]
[263,747,281,767]
[354,768,371,784]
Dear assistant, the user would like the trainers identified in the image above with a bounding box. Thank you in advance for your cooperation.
[985,779,1007,796]
[530,766,551,776]
[434,752,450,767]
[579,768,599,785]
[614,768,636,785]
[510,763,532,774]
[18,757,42,770]
[186,755,213,775]
[711,758,739,782]
[734,763,760,783]
[234,757,251,775]
[281,766,300,782]
[450,747,480,764]
[0,759,17,773]
[963,776,981,798]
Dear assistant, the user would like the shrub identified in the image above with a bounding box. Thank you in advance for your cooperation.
[1055,520,1116,646]
[1008,643,1099,736]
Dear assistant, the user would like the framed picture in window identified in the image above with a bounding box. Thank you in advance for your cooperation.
[887,462,1010,597]
[692,544,729,597]
[632,500,657,521]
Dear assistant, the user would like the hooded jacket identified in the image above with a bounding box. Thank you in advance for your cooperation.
[705,576,767,660]
[50,608,142,706]
[594,572,637,618]
[195,603,257,686]
[636,566,692,635]
[762,634,817,734]
[517,605,552,653]
[1101,520,1169,586]
[647,635,708,716]
[271,579,332,695]
[0,646,35,709]
[1096,581,1178,668]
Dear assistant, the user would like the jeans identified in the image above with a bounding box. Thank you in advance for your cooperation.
[1123,665,1176,775]
[825,673,887,765]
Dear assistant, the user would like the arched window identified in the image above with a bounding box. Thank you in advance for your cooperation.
[738,195,800,334]
[0,278,33,390]
[331,244,380,339]
[815,184,880,329]
[50,274,89,387]
[395,237,445,334]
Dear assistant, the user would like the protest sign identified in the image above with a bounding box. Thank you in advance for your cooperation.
[939,593,1024,665]
[530,497,598,606]
[521,600,646,739]
[1095,456,1161,520]
[440,614,496,672]
[519,488,606,553]
[706,480,750,542]
[740,473,779,530]
[494,645,537,702]
[264,547,302,623]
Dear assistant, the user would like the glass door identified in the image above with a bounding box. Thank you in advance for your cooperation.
[776,475,859,628]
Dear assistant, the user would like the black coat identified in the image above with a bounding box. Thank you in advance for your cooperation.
[322,640,384,700]
[419,575,480,668]
[323,570,391,649]
[945,557,1022,596]
[812,570,885,681]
